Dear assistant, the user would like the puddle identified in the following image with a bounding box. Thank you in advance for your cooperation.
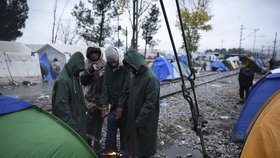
[161,145,203,158]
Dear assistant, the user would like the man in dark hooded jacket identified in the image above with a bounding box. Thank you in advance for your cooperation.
[238,57,255,104]
[122,50,160,158]
[52,52,87,140]
[80,46,106,154]
[100,46,131,155]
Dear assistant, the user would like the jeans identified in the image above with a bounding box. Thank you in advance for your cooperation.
[87,106,104,151]
[239,85,250,100]
[105,109,127,154]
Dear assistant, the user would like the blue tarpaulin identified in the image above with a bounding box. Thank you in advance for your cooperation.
[232,70,280,142]
[179,55,189,66]
[0,95,32,115]
[151,57,175,81]
[39,53,53,81]
[210,61,229,71]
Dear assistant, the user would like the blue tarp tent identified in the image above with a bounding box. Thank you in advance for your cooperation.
[151,57,176,81]
[232,68,280,142]
[210,61,229,71]
[39,53,53,81]
[179,55,189,66]
[0,95,32,114]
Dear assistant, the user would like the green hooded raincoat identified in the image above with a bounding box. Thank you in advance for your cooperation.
[52,52,87,139]
[124,50,160,157]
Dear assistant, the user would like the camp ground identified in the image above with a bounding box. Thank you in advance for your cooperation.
[0,95,97,158]
[0,41,41,85]
[232,68,280,143]
[240,90,280,158]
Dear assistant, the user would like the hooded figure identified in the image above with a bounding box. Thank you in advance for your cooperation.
[80,46,106,155]
[122,50,160,157]
[100,46,131,154]
[52,52,87,139]
[238,57,255,103]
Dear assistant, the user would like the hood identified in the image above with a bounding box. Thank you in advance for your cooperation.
[66,52,85,76]
[86,47,104,64]
[123,50,148,74]
[105,46,124,67]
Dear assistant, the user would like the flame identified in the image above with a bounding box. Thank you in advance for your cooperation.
[107,152,117,156]
[104,151,123,156]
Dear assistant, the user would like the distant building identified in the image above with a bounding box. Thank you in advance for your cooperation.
[138,48,162,60]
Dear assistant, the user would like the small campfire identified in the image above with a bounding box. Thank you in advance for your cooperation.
[102,151,124,158]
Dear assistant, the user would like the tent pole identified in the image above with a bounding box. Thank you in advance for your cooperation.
[3,52,15,84]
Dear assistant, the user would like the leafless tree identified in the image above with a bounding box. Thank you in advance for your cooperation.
[58,20,81,45]
[51,0,69,44]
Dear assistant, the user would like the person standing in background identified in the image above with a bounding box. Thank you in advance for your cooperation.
[51,58,61,79]
[238,56,255,104]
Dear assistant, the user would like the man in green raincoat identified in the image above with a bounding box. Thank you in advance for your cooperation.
[52,52,87,140]
[122,50,160,158]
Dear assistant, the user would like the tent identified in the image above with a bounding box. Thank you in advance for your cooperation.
[232,68,280,142]
[222,60,232,70]
[179,55,189,67]
[240,90,280,158]
[172,61,191,78]
[0,41,41,85]
[39,53,53,81]
[151,57,179,81]
[210,61,229,71]
[0,95,97,158]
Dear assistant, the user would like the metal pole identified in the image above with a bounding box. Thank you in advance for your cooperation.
[272,32,278,59]
[117,11,120,48]
[126,27,128,52]
[253,29,259,54]
[239,25,244,56]
[131,0,138,50]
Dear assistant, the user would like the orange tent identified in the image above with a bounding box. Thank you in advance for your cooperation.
[240,90,280,158]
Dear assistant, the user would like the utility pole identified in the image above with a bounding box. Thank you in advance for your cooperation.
[272,32,278,59]
[261,45,264,59]
[126,27,128,52]
[239,25,245,56]
[131,0,139,50]
[252,28,260,54]
[117,6,120,49]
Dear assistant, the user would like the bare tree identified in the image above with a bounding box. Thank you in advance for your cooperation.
[119,0,153,49]
[51,0,69,44]
[58,20,81,45]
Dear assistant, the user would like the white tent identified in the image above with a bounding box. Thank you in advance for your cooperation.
[35,43,104,67]
[0,41,41,85]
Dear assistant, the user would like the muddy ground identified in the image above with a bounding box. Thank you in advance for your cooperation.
[0,73,258,158]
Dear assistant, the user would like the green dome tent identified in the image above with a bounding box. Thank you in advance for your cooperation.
[0,95,97,158]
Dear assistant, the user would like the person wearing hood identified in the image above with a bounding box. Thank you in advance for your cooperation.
[80,46,106,154]
[122,50,160,158]
[238,56,255,104]
[100,46,131,155]
[52,52,87,140]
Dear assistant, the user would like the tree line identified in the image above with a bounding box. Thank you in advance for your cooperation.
[0,0,212,53]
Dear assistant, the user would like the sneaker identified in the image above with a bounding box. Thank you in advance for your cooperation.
[237,99,245,104]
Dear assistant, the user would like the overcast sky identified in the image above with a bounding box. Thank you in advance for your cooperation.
[17,0,280,53]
